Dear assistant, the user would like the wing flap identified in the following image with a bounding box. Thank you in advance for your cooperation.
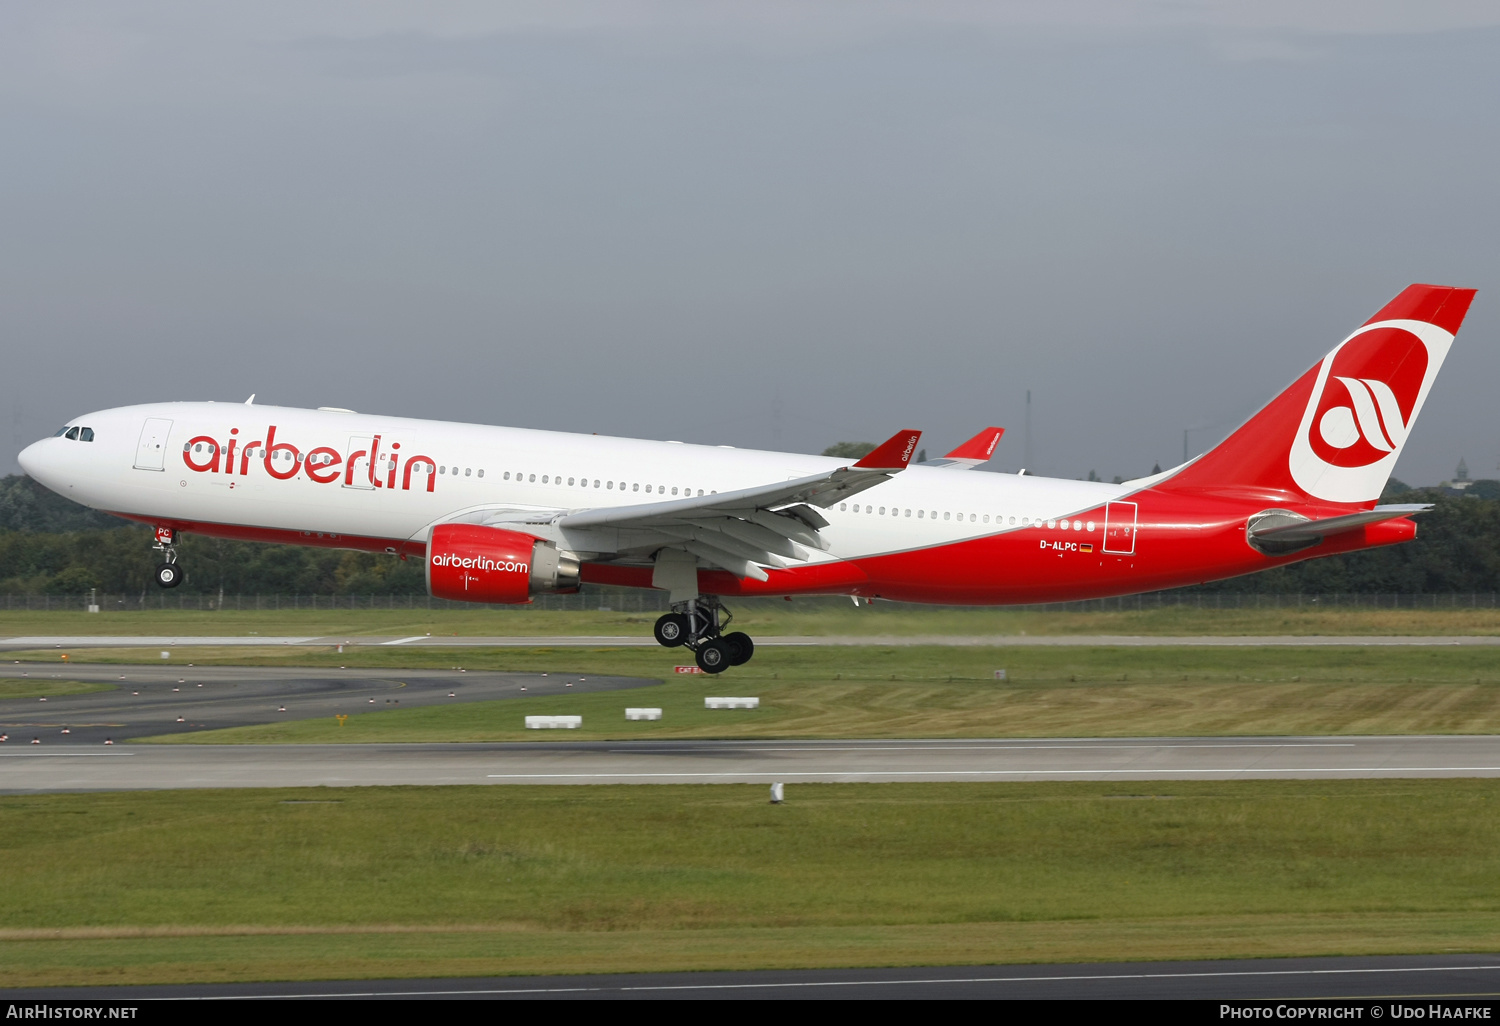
[554,429,920,581]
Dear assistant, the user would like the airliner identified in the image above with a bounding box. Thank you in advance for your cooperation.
[17,284,1474,672]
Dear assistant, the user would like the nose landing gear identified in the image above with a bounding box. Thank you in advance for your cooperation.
[152,526,184,589]
[654,599,753,673]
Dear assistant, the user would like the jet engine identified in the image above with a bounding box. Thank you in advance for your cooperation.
[426,523,581,604]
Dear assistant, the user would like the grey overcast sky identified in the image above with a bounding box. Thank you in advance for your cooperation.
[3,1,1498,484]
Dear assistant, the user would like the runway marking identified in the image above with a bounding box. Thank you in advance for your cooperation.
[485,767,1500,778]
[382,637,428,646]
[163,962,1500,999]
[616,743,1361,753]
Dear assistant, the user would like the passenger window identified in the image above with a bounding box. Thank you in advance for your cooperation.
[645,484,652,493]
[541,474,547,483]
[503,472,510,480]
[840,503,846,511]
[478,469,484,478]
[671,487,678,495]
[568,477,575,486]
[466,468,472,477]
[632,483,639,492]
[79,428,94,442]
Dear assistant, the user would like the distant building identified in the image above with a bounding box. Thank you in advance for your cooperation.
[1439,458,1474,496]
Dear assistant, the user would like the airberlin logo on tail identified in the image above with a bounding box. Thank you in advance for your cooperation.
[1289,319,1453,503]
[1316,375,1409,457]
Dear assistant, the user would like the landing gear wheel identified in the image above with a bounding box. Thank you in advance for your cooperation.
[155,563,183,589]
[723,632,754,666]
[694,638,731,674]
[654,613,690,648]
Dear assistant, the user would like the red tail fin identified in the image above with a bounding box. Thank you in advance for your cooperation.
[1160,284,1476,506]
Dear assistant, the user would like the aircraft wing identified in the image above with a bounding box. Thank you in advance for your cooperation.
[554,429,921,581]
[918,427,1004,469]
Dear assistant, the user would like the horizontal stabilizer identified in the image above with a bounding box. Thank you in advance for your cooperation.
[1247,503,1431,554]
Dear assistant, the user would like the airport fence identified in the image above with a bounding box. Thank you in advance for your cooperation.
[2,590,1500,613]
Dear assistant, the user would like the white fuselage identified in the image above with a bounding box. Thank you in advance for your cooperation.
[20,402,1130,564]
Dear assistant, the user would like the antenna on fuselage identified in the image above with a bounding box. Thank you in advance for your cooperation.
[244,394,256,405]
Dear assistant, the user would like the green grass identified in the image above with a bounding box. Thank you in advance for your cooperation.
[3,603,1500,637]
[6,781,1500,985]
[0,678,113,700]
[134,645,1500,743]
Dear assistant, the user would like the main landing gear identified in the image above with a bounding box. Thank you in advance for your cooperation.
[152,526,184,589]
[654,598,754,674]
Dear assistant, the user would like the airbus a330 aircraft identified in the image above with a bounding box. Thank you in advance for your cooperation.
[17,284,1474,672]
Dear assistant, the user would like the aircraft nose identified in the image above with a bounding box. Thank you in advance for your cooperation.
[17,438,52,480]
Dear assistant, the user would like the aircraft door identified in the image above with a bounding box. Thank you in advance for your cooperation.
[133,418,173,471]
[343,435,376,489]
[1103,501,1138,555]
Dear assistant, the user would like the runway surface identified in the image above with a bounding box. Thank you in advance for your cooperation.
[5,633,1500,649]
[0,663,653,746]
[7,953,1500,1000]
[6,734,1500,791]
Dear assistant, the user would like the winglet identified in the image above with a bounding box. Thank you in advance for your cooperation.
[944,427,1004,462]
[853,429,922,470]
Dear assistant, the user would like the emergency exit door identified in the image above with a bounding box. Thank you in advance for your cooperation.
[1103,501,1138,555]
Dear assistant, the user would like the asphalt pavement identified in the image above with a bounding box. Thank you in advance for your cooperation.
[5,953,1500,1000]
[5,734,1500,791]
[0,663,653,746]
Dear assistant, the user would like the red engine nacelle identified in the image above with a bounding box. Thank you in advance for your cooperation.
[426,524,580,604]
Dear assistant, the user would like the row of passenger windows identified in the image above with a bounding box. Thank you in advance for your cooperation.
[838,502,1097,532]
[176,444,716,494]
[54,426,94,442]
[500,472,707,497]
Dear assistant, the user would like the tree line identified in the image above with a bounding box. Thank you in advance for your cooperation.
[1,472,1496,596]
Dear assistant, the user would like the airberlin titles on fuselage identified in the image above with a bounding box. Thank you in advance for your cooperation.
[178,425,438,492]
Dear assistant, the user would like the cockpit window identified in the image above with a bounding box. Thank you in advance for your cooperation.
[64,427,80,441]
[52,426,69,437]
[79,427,94,442]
